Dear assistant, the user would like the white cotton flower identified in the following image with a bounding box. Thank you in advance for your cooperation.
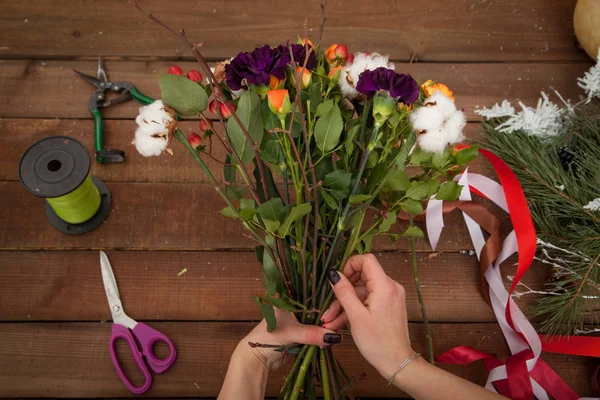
[475,100,516,119]
[134,130,168,157]
[135,100,177,139]
[411,92,466,154]
[338,52,395,99]
[495,92,563,137]
[423,92,456,120]
[583,198,600,212]
[578,49,600,103]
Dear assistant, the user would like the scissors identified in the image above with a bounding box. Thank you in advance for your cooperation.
[100,251,176,394]
[74,57,155,163]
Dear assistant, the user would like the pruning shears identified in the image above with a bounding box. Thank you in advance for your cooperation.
[74,56,155,163]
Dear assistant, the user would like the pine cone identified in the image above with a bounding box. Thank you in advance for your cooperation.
[557,146,576,171]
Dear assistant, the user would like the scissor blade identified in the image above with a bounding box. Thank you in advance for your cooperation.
[97,56,108,83]
[74,69,102,88]
[100,251,121,304]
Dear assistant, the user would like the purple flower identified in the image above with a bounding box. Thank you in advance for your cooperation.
[274,44,317,70]
[356,67,419,104]
[226,45,289,91]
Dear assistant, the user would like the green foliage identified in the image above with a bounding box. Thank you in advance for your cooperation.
[227,91,264,164]
[252,296,276,332]
[158,74,208,116]
[436,181,463,201]
[314,102,343,153]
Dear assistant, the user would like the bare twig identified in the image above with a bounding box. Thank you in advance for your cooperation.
[318,0,328,44]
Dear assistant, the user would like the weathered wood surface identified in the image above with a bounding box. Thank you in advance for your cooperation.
[0,60,589,121]
[0,181,483,251]
[0,251,549,323]
[0,0,587,62]
[0,322,593,398]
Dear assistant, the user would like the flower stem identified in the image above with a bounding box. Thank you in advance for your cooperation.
[279,345,309,398]
[319,348,331,400]
[409,214,434,364]
[289,345,318,400]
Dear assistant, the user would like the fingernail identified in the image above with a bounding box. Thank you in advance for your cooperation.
[323,333,342,344]
[327,269,340,285]
[320,309,329,321]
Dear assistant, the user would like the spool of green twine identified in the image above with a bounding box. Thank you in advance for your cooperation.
[19,136,112,235]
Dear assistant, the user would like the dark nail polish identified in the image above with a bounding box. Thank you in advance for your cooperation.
[327,269,340,285]
[324,333,341,344]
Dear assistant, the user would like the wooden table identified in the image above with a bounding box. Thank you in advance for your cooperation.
[0,0,595,398]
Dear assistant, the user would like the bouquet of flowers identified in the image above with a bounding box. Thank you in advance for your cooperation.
[130,3,478,398]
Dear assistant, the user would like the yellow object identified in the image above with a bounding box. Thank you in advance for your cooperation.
[422,80,455,102]
[46,175,101,224]
[574,0,600,60]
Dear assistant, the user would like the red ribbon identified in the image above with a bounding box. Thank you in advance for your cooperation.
[437,147,590,399]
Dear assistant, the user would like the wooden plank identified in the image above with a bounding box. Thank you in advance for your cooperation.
[1,119,489,183]
[0,0,586,62]
[0,181,479,251]
[0,251,550,323]
[0,60,589,121]
[0,322,592,397]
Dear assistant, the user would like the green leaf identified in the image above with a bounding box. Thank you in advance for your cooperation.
[367,150,379,169]
[323,170,351,192]
[428,179,441,196]
[379,210,397,233]
[395,132,417,169]
[320,189,339,210]
[432,148,451,169]
[349,194,373,204]
[362,232,376,253]
[225,185,245,200]
[314,103,343,153]
[219,206,239,219]
[227,91,264,164]
[252,296,276,332]
[367,162,387,192]
[456,145,480,165]
[309,83,323,114]
[224,154,236,184]
[436,181,463,201]
[409,148,433,166]
[254,159,280,202]
[260,138,284,165]
[265,295,305,312]
[278,203,312,237]
[262,250,282,295]
[314,157,334,181]
[261,99,280,132]
[258,198,287,232]
[405,181,430,201]
[316,99,334,117]
[386,170,411,191]
[400,199,424,214]
[402,226,424,238]
[239,198,257,221]
[158,74,208,116]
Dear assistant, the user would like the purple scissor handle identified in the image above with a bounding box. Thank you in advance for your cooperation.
[109,323,176,394]
[101,251,177,395]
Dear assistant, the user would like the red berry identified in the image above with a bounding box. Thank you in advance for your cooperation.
[219,102,235,119]
[168,66,184,76]
[187,69,203,82]
[208,99,219,114]
[187,132,202,149]
[199,119,212,133]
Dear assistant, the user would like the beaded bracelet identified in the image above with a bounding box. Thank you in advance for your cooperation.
[387,353,421,385]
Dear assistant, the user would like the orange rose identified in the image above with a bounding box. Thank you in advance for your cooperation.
[269,74,285,90]
[296,67,312,89]
[300,38,314,47]
[325,44,351,66]
[328,65,342,80]
[267,89,291,115]
[422,79,454,101]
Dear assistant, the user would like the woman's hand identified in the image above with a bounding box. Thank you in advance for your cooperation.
[240,308,341,371]
[322,254,415,381]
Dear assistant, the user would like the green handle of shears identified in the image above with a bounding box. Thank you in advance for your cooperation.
[129,87,154,105]
[91,109,105,163]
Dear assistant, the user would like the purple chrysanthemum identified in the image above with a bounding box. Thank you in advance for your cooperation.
[226,45,290,91]
[274,44,317,70]
[356,67,419,104]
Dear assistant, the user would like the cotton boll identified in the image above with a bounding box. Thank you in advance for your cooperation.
[409,105,445,133]
[135,100,176,138]
[417,128,447,154]
[339,52,395,99]
[134,129,168,157]
[442,110,466,143]
[424,92,456,120]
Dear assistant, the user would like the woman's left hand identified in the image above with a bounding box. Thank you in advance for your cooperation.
[236,308,342,371]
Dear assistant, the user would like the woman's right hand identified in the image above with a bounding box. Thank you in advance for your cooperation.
[323,254,415,381]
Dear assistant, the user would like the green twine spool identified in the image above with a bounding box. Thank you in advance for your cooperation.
[19,136,112,235]
[46,175,101,224]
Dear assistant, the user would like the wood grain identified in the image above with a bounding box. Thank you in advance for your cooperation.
[0,60,590,121]
[0,181,481,251]
[0,0,587,62]
[0,322,593,397]
[1,118,489,183]
[0,251,550,323]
